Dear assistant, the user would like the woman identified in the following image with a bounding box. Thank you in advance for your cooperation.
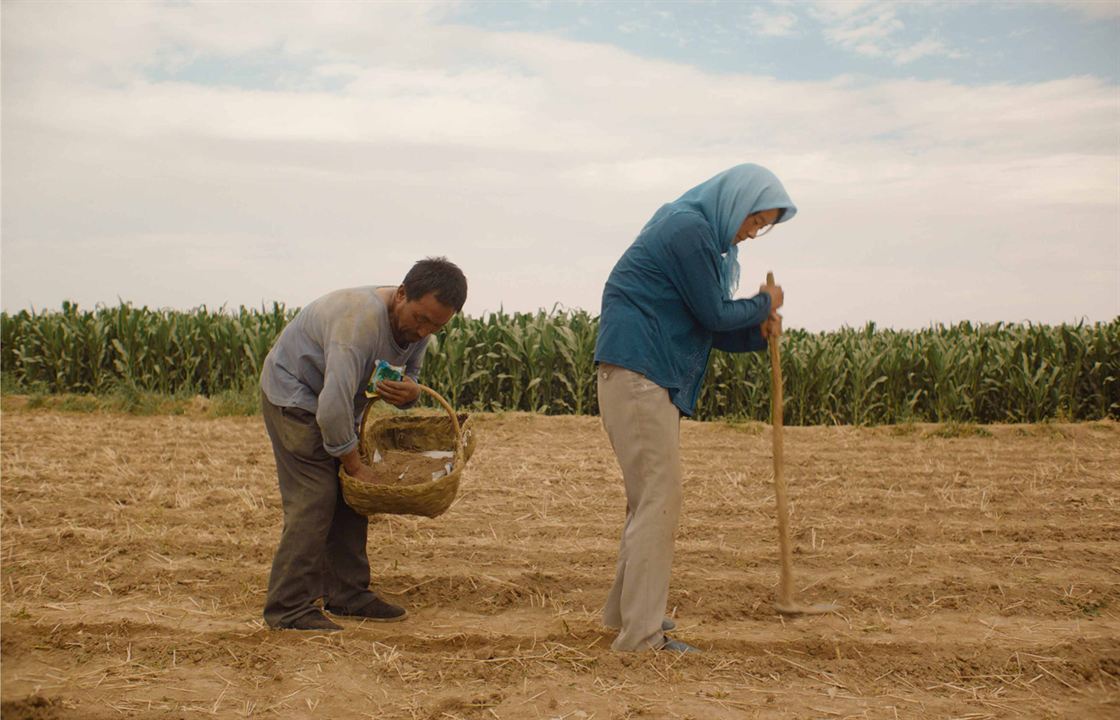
[594,163,796,652]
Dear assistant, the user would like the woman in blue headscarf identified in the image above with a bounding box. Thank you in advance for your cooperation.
[594,163,797,652]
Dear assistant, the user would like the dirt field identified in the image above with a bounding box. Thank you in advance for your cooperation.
[2,405,1118,719]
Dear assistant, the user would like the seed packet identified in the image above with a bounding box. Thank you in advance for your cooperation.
[365,360,405,399]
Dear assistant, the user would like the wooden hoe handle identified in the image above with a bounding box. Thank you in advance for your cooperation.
[767,271,795,607]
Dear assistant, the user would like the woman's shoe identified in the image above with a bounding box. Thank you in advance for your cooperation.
[606,617,676,631]
[659,637,700,653]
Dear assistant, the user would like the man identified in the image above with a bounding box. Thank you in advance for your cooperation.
[259,257,467,631]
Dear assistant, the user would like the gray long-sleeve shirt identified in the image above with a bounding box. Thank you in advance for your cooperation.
[260,286,429,457]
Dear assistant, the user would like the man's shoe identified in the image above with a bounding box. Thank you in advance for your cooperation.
[326,596,408,623]
[279,611,342,632]
[659,637,700,653]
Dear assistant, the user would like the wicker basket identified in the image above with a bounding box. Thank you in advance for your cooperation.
[339,384,476,518]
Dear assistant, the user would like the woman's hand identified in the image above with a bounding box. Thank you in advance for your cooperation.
[761,311,783,340]
[759,280,784,311]
[376,376,421,407]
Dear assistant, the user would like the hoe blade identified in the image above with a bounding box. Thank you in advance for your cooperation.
[774,601,841,617]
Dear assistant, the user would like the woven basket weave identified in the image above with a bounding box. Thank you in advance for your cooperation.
[339,384,475,518]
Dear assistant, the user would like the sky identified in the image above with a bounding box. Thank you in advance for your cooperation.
[2,0,1118,331]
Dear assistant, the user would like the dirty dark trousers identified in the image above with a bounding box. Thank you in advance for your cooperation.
[260,390,377,627]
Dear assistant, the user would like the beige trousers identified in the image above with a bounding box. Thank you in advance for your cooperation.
[597,363,683,651]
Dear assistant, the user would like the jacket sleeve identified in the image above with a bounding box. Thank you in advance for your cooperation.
[317,341,363,457]
[712,325,768,353]
[656,220,772,333]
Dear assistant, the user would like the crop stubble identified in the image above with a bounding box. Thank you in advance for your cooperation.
[1,408,1117,719]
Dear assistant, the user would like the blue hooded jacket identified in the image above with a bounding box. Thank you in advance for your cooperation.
[594,164,797,416]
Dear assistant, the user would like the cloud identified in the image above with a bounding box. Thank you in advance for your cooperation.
[1053,0,1120,19]
[819,4,902,56]
[748,7,799,37]
[810,1,961,65]
[2,1,1117,329]
[892,37,957,65]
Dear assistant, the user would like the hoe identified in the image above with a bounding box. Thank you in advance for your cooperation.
[766,271,841,618]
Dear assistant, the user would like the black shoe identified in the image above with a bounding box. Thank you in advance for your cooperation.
[326,596,408,623]
[277,611,342,632]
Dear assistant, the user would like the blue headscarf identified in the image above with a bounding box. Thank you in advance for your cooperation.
[673,164,797,298]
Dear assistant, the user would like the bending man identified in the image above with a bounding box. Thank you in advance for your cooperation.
[259,257,467,631]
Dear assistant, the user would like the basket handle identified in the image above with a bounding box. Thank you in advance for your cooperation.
[358,383,464,457]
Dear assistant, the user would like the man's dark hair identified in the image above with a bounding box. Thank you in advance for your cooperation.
[401,257,468,312]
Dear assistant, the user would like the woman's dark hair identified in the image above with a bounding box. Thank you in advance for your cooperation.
[401,257,468,311]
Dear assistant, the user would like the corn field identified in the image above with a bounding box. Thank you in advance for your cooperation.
[0,301,291,397]
[2,302,1117,424]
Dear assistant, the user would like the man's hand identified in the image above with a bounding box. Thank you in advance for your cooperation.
[376,376,421,408]
[340,449,388,485]
[761,311,783,340]
[351,462,387,485]
[759,280,784,312]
